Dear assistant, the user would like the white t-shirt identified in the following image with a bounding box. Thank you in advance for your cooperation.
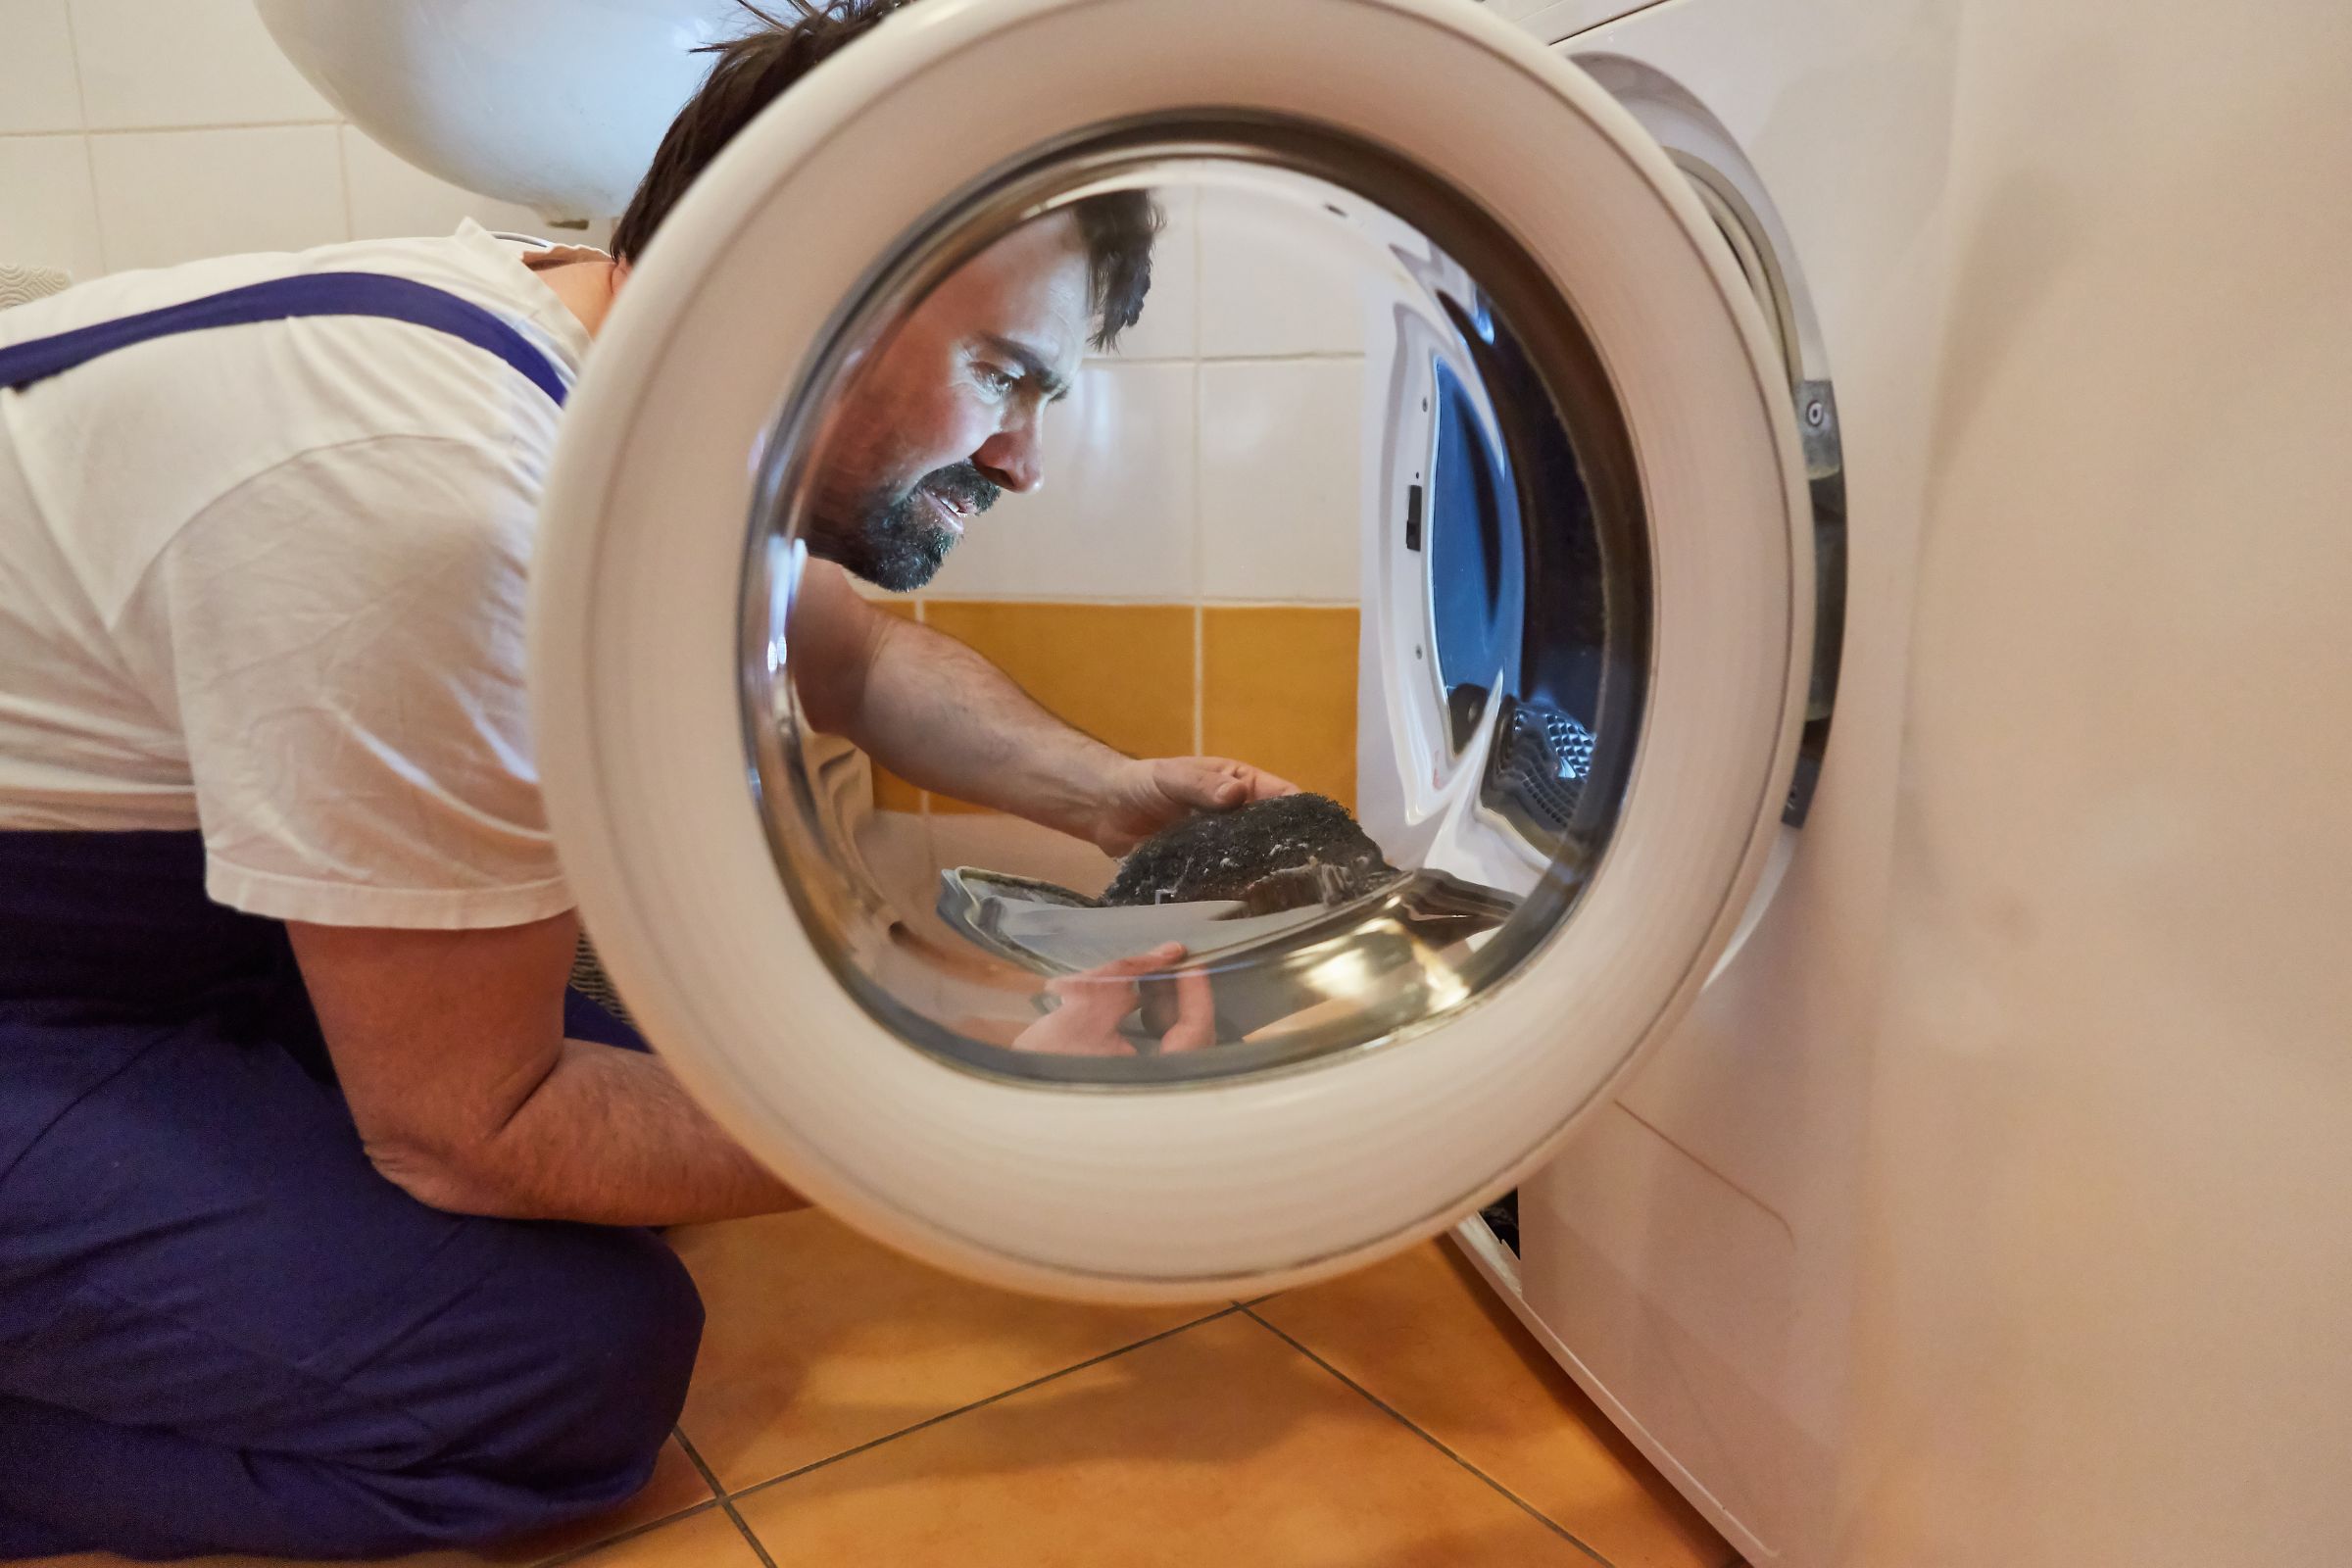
[0,221,594,929]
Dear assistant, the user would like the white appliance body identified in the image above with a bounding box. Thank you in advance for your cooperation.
[1453,2,2352,1564]
[253,0,745,221]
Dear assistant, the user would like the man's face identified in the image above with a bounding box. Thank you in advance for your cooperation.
[807,212,1092,590]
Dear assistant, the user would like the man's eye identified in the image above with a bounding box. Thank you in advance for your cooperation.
[976,365,1016,395]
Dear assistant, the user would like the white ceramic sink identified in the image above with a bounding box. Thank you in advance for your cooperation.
[254,0,749,221]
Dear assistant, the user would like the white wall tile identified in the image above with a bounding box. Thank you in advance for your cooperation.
[923,360,1197,602]
[1104,183,1196,363]
[72,0,335,130]
[1198,358,1364,603]
[341,126,550,243]
[90,124,346,271]
[1197,184,1369,361]
[0,134,103,278]
[0,0,85,133]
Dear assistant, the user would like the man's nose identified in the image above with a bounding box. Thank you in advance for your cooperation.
[974,419,1045,494]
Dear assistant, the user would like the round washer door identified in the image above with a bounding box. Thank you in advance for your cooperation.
[530,0,1813,1302]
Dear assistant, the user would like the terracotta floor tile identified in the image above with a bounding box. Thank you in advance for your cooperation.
[5,1435,713,1568]
[555,1508,763,1568]
[1253,1241,1731,1568]
[733,1311,1593,1567]
[670,1208,1211,1492]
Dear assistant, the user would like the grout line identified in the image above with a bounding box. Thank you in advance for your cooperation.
[58,3,92,133]
[1242,1306,1618,1567]
[728,1303,1243,1505]
[56,2,106,277]
[532,1498,724,1568]
[72,118,344,137]
[673,1429,782,1568]
[1189,210,1207,751]
[1189,188,1208,670]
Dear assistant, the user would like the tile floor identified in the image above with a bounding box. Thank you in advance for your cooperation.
[14,1213,1737,1568]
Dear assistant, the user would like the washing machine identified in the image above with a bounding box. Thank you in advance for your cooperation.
[368,0,2342,1562]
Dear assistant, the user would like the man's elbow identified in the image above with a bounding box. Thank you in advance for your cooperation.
[361,1131,534,1218]
[792,658,867,738]
[793,680,854,737]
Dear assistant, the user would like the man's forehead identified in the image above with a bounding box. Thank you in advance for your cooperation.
[935,214,1090,351]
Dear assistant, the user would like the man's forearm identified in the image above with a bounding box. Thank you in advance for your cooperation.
[447,1040,803,1226]
[844,616,1125,836]
[786,568,1291,855]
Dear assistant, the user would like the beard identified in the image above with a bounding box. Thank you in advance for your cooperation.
[809,461,1001,592]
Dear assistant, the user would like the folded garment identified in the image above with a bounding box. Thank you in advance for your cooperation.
[1099,794,1397,910]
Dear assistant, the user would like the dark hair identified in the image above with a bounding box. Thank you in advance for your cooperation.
[612,0,1159,349]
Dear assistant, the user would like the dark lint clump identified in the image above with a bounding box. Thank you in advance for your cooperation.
[1100,794,1399,912]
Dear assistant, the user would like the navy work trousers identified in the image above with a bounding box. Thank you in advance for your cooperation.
[0,832,704,1560]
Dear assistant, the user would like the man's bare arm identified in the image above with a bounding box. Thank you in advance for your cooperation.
[790,561,1125,836]
[789,562,1293,851]
[289,911,805,1226]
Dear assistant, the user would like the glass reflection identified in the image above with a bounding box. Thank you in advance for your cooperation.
[747,153,1640,1084]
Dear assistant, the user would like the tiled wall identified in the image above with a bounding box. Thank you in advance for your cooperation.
[0,0,576,283]
[871,598,1360,816]
[919,184,1366,607]
[879,181,1371,818]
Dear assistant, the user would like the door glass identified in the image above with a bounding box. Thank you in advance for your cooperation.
[741,130,1651,1084]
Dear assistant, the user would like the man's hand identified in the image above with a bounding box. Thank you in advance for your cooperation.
[1013,943,1218,1057]
[1089,757,1298,855]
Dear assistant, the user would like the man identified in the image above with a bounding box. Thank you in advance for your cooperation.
[0,2,1281,1557]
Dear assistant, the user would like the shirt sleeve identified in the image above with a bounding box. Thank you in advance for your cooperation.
[139,434,573,928]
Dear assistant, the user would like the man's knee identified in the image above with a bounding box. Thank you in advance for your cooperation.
[544,1228,705,1481]
[577,1229,706,1464]
[449,1225,705,1498]
[242,1233,702,1557]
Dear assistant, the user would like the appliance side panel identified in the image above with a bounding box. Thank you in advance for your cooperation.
[1840,1,2352,1562]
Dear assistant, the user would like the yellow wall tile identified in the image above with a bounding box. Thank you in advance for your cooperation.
[921,601,1197,812]
[871,771,926,812]
[1201,606,1359,810]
